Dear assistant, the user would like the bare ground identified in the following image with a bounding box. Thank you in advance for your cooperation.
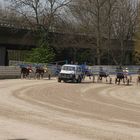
[0,77,140,140]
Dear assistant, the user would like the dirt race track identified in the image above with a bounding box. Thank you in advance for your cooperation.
[0,77,140,140]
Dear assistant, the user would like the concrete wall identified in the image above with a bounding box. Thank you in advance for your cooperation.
[0,66,20,79]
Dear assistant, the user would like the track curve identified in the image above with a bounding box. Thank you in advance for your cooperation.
[0,78,140,140]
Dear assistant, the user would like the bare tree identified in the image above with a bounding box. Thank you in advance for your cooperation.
[103,0,118,64]
[111,0,139,65]
[70,0,112,65]
[69,0,139,65]
[7,0,72,31]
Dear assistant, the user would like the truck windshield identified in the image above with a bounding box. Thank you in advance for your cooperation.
[62,66,75,71]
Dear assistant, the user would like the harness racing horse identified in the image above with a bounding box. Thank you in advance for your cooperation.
[115,66,132,85]
[35,67,45,79]
[115,72,129,85]
[97,71,112,83]
[35,67,51,80]
[85,70,93,80]
[20,67,33,79]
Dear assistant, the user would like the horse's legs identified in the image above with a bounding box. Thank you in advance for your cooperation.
[92,75,95,83]
[89,75,91,80]
[42,73,44,79]
[48,74,51,80]
[106,77,108,82]
[123,78,125,84]
[137,77,140,85]
[130,75,132,82]
[35,73,39,79]
[97,76,100,83]
[27,72,31,80]
[82,74,85,80]
[99,77,102,82]
[115,78,117,84]
[118,78,120,85]
[20,73,23,79]
[26,73,29,79]
[138,78,140,85]
[126,76,130,85]
[34,73,37,79]
[109,77,112,84]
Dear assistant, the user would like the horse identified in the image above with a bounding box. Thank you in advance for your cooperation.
[115,72,129,85]
[35,67,45,79]
[35,67,51,80]
[97,71,112,83]
[20,67,33,79]
[85,69,93,80]
[44,67,51,80]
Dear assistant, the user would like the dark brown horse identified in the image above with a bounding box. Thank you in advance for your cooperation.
[35,67,51,80]
[35,67,44,79]
[115,72,129,85]
[97,71,111,83]
[21,67,33,79]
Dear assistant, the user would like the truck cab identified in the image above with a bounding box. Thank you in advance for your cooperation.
[58,64,83,83]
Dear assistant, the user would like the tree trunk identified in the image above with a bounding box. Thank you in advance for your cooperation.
[96,3,101,65]
[96,45,101,65]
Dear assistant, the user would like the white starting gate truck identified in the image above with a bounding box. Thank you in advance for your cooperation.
[58,64,83,83]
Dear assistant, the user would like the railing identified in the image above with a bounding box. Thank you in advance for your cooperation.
[0,65,59,79]
[0,66,20,79]
[0,65,139,79]
[90,65,140,75]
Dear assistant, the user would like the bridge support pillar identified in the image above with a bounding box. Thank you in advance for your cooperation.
[0,47,8,66]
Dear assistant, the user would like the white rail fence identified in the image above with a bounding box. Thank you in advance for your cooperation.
[0,65,60,79]
[0,65,140,79]
[90,65,140,75]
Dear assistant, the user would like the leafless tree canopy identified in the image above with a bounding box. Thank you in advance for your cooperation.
[7,0,72,30]
[68,0,139,64]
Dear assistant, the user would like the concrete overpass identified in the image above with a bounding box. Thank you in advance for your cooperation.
[0,21,98,65]
[0,20,134,65]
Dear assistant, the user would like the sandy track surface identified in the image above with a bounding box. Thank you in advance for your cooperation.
[0,77,140,140]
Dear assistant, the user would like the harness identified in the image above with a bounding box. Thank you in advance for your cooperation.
[116,72,124,79]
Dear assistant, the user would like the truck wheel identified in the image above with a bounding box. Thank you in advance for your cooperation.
[63,80,67,83]
[78,77,81,83]
[76,77,81,83]
[72,78,76,83]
